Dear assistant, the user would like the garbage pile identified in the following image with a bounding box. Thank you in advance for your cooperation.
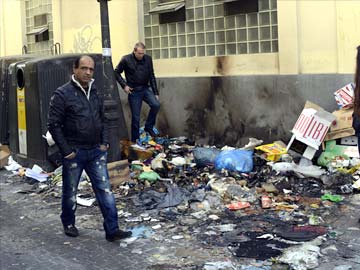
[1,83,360,270]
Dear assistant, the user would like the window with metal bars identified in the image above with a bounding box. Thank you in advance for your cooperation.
[144,0,278,59]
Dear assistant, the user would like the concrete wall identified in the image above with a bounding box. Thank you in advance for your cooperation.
[1,0,359,74]
[152,1,360,76]
[119,73,353,146]
[121,0,359,145]
[51,0,139,67]
[0,0,139,61]
[1,0,359,146]
[0,0,25,56]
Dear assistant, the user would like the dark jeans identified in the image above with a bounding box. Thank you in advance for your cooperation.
[61,147,119,236]
[128,86,160,142]
[352,114,360,154]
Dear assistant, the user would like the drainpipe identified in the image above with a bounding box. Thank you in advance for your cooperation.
[97,0,129,162]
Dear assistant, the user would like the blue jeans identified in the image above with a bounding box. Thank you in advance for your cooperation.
[61,147,119,236]
[128,86,160,142]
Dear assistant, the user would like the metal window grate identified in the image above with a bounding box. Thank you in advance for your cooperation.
[144,0,278,59]
[34,13,48,27]
[25,0,53,55]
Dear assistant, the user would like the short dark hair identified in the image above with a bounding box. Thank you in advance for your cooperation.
[134,42,146,51]
[73,55,95,69]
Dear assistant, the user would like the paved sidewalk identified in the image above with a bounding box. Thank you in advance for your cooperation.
[0,171,229,270]
[0,181,148,270]
[1,170,360,270]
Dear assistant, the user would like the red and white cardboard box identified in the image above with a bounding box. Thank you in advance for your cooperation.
[289,101,336,151]
[334,83,355,109]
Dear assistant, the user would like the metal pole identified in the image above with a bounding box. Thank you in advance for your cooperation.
[97,0,129,162]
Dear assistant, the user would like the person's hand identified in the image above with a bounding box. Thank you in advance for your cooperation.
[64,151,76,159]
[124,85,133,94]
[155,95,159,101]
[99,144,109,151]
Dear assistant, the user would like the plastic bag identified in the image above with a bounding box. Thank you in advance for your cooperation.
[271,162,325,178]
[151,153,166,170]
[214,150,253,172]
[138,171,160,183]
[192,147,221,167]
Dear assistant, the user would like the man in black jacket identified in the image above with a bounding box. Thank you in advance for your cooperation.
[48,55,131,242]
[114,42,160,142]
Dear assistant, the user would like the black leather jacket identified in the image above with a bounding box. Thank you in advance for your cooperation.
[114,53,159,95]
[47,77,108,156]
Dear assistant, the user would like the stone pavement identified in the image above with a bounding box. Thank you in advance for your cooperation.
[0,176,145,270]
[1,169,360,270]
[0,170,231,270]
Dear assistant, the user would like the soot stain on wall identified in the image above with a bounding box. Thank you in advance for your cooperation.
[184,103,207,140]
[183,76,247,146]
[216,56,229,75]
[156,79,170,134]
[184,78,218,143]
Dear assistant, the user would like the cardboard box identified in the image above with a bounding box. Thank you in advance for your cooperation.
[324,128,355,142]
[330,108,354,132]
[286,134,318,160]
[324,108,355,142]
[334,83,355,109]
[0,145,10,168]
[128,145,153,161]
[255,142,287,161]
[290,101,335,150]
[107,160,130,187]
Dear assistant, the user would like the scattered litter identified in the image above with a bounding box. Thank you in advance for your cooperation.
[321,194,343,202]
[130,225,154,238]
[138,171,160,183]
[4,96,360,269]
[271,162,325,178]
[226,201,250,210]
[279,239,322,270]
[333,265,352,270]
[215,150,253,172]
[4,156,22,171]
[125,217,143,222]
[76,195,96,207]
[25,165,49,182]
[203,261,237,270]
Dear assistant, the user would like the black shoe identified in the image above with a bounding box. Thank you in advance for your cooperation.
[144,128,158,138]
[63,224,79,237]
[106,230,132,242]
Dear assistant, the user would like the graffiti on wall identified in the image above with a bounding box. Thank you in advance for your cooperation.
[71,25,101,53]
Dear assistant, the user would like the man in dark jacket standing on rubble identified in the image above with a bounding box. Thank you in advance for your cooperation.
[114,42,160,143]
[47,55,131,242]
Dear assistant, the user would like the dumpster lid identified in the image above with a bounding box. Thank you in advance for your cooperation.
[26,26,48,35]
